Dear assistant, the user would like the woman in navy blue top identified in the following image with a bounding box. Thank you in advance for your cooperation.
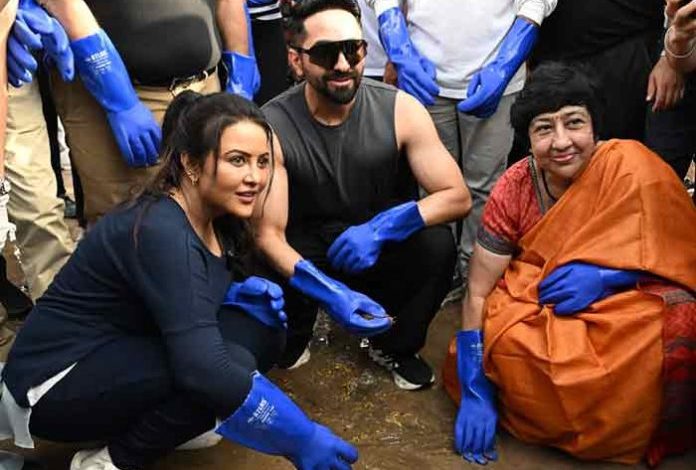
[1,91,357,470]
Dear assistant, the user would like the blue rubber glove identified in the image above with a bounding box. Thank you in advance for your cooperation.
[222,52,260,100]
[538,262,640,315]
[222,3,261,100]
[377,7,439,106]
[454,330,498,465]
[458,18,539,119]
[217,371,359,469]
[223,276,287,329]
[327,201,424,274]
[289,260,392,337]
[71,30,161,167]
[8,0,74,87]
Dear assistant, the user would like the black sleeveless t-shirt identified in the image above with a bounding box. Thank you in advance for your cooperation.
[262,79,417,241]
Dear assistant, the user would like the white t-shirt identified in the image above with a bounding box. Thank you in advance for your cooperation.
[358,0,389,77]
[369,0,558,99]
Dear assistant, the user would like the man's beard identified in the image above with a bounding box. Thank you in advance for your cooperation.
[311,70,362,105]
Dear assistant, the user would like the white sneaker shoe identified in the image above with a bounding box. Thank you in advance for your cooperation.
[70,447,123,470]
[0,451,25,470]
[176,427,223,451]
[286,346,311,370]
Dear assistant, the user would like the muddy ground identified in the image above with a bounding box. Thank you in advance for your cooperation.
[1,300,694,470]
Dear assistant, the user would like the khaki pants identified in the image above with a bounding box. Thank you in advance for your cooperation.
[4,80,75,300]
[51,72,221,222]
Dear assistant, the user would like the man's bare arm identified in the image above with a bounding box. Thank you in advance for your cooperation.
[395,92,472,225]
[40,0,98,39]
[253,134,303,278]
[216,0,251,55]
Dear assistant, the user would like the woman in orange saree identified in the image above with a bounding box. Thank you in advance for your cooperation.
[443,62,696,467]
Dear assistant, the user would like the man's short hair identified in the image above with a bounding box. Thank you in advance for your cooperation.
[284,0,362,46]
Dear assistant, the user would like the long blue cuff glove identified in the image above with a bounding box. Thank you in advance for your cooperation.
[222,3,261,100]
[327,201,424,274]
[217,371,359,469]
[223,276,287,329]
[454,330,497,465]
[377,7,439,106]
[289,260,392,337]
[458,17,538,119]
[538,262,640,315]
[222,51,260,100]
[71,30,161,167]
[8,0,74,87]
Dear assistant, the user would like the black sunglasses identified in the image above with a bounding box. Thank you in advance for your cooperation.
[291,39,367,69]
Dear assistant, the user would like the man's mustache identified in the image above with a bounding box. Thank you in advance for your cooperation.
[324,71,358,81]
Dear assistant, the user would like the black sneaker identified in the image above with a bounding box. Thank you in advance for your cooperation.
[368,347,435,390]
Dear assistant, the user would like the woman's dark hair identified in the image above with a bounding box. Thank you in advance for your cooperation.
[133,92,275,275]
[283,0,361,46]
[510,62,605,146]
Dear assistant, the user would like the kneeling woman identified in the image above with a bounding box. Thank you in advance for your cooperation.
[443,63,695,466]
[0,93,358,470]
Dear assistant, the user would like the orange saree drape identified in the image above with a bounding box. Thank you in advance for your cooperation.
[443,140,696,463]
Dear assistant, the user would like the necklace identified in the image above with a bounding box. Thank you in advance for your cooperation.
[540,170,558,202]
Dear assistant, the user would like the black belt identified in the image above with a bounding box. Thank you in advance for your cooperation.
[135,66,217,91]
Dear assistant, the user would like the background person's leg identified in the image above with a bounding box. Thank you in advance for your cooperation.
[252,17,290,106]
[456,94,515,286]
[645,75,696,181]
[575,31,659,141]
[4,80,75,299]
[38,66,66,202]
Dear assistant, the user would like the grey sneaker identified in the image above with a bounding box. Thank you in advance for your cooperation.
[368,347,435,390]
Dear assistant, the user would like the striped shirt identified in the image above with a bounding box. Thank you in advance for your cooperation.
[249,0,282,21]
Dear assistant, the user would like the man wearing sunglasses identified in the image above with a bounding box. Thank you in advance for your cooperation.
[257,0,471,391]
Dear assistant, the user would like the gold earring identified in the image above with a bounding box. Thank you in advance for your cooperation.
[187,172,198,185]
